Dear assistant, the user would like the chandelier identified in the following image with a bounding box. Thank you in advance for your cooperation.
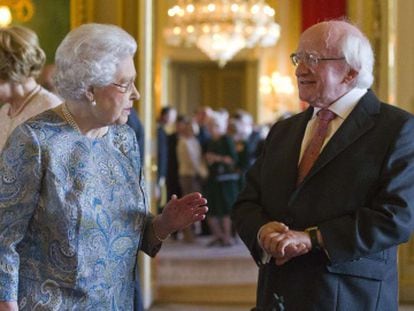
[164,0,281,67]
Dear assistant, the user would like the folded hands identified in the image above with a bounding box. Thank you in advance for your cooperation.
[259,221,312,266]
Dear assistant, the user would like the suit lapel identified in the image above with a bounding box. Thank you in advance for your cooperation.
[295,90,381,189]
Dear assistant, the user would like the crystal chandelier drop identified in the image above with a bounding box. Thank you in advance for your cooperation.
[164,0,281,67]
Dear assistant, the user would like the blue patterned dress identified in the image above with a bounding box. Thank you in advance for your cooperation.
[0,110,159,310]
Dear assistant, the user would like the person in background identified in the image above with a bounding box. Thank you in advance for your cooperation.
[193,105,213,236]
[232,20,414,310]
[194,105,212,153]
[163,106,177,135]
[205,110,239,247]
[0,23,208,310]
[166,114,183,204]
[227,117,248,190]
[234,109,261,168]
[229,110,260,190]
[0,25,62,152]
[253,123,271,159]
[177,116,208,242]
[156,106,176,211]
[126,106,145,311]
[127,107,145,164]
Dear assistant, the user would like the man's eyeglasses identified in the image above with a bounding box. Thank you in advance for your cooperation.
[112,81,135,93]
[290,52,345,67]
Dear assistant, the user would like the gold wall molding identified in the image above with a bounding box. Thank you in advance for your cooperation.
[348,0,391,103]
[399,241,414,302]
[70,0,94,28]
[394,0,414,113]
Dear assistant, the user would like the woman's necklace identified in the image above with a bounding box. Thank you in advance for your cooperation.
[8,84,42,118]
[61,103,109,138]
[62,103,81,133]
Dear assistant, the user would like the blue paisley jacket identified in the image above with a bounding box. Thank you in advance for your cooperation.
[0,110,160,310]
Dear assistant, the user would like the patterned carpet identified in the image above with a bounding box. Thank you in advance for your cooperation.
[156,236,257,286]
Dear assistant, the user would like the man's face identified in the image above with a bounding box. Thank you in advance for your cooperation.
[294,25,354,108]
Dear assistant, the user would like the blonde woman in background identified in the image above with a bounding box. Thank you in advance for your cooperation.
[0,25,62,152]
[177,115,208,242]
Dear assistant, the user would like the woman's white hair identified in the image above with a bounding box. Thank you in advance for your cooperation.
[324,20,375,89]
[54,23,137,102]
[208,110,228,135]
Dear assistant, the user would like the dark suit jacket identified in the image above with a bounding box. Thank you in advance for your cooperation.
[127,108,145,165]
[166,132,182,198]
[156,125,168,183]
[232,90,414,311]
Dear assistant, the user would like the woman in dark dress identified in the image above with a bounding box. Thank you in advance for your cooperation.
[205,111,239,246]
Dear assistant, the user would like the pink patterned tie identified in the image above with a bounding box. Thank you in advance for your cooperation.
[297,109,336,185]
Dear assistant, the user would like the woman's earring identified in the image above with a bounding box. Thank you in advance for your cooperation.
[91,100,96,106]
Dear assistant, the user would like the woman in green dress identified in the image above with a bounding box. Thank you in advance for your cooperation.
[205,111,239,247]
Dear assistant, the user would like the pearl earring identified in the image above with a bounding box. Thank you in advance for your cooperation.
[91,100,96,106]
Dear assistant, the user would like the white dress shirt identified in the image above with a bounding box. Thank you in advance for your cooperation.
[298,88,368,162]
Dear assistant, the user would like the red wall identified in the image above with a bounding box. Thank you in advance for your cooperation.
[301,0,347,31]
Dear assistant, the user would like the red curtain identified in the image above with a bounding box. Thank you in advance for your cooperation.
[301,0,347,31]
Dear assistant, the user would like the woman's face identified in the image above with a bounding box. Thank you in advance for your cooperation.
[91,56,140,126]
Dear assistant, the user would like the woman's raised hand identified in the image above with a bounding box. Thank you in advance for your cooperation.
[153,192,208,240]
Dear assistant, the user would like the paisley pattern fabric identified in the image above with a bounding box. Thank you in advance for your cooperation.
[0,110,153,310]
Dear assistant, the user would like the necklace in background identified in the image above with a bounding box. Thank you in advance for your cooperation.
[62,103,81,133]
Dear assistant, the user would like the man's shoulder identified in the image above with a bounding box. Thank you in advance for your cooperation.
[360,90,413,121]
[379,101,414,120]
[24,109,62,131]
[270,110,309,131]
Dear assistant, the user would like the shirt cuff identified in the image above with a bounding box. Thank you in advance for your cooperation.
[257,225,271,264]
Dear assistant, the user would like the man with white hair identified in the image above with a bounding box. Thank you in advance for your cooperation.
[232,20,414,310]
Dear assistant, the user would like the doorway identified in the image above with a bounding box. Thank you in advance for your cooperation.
[167,61,254,116]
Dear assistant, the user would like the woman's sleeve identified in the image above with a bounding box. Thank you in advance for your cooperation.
[0,125,42,301]
[140,214,162,257]
[135,142,162,257]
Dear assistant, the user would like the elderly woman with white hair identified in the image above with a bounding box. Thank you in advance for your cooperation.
[204,110,239,247]
[0,23,207,310]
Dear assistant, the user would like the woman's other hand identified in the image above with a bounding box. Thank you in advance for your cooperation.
[153,192,208,240]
